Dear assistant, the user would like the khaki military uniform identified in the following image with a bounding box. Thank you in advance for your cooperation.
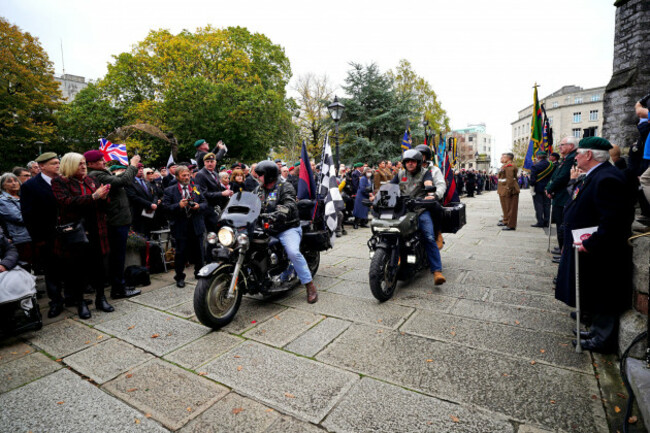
[497,162,520,229]
[374,168,392,191]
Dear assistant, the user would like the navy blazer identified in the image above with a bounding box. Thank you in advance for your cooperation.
[529,159,553,193]
[162,183,208,240]
[194,168,230,209]
[20,173,58,243]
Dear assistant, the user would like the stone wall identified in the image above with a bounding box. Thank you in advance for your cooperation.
[602,0,650,148]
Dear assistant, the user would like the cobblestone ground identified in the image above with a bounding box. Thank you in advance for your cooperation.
[0,190,646,432]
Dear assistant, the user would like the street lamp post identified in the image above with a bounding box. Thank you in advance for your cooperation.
[34,141,44,155]
[327,95,345,176]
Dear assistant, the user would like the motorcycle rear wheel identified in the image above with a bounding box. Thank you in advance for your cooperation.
[369,248,398,302]
[302,249,320,276]
[193,266,243,329]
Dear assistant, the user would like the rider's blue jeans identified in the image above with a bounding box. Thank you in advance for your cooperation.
[277,226,312,284]
[417,211,442,273]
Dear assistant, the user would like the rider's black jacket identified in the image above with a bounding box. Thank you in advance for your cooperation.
[257,179,299,235]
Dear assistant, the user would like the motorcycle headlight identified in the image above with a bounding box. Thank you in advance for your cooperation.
[218,227,236,247]
[207,232,218,244]
[236,233,249,247]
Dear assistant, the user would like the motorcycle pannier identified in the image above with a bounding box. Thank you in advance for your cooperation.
[301,229,331,251]
[440,202,466,234]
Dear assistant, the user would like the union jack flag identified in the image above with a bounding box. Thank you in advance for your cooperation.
[98,138,128,165]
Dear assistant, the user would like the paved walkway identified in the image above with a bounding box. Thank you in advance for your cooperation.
[0,191,644,432]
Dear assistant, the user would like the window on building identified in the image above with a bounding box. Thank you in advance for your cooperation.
[591,94,601,102]
[573,112,581,123]
[483,138,486,143]
[552,102,558,108]
[468,136,473,141]
[572,128,581,138]
[575,97,583,104]
[589,110,598,121]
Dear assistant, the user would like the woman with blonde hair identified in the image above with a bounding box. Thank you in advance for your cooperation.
[52,152,112,319]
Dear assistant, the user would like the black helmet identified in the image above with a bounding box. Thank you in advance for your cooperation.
[415,145,432,161]
[255,160,279,185]
[402,150,423,171]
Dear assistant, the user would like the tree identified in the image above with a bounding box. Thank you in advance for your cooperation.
[61,26,295,165]
[339,62,413,164]
[294,73,334,156]
[389,59,450,141]
[0,17,62,171]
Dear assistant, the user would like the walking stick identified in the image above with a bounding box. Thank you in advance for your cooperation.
[574,244,582,353]
[547,202,553,252]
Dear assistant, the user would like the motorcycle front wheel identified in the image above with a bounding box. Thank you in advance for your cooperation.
[369,248,398,302]
[193,266,243,329]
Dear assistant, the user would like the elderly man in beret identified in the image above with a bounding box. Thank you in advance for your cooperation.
[86,150,142,299]
[555,137,635,353]
[194,153,233,233]
[20,152,68,317]
[194,139,227,170]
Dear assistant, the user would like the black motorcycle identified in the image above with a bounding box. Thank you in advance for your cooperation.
[193,191,324,329]
[365,184,440,302]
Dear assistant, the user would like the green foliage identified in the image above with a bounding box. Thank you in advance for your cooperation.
[60,26,294,166]
[339,63,413,165]
[0,17,62,171]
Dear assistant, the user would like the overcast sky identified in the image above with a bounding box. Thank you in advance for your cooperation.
[4,0,616,160]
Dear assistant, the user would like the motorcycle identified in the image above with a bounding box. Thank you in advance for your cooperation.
[365,183,440,302]
[193,191,325,329]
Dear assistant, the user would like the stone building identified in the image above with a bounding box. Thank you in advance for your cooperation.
[53,74,88,102]
[602,0,650,149]
[511,85,605,152]
[449,123,492,171]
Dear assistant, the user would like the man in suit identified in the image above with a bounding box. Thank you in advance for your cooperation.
[545,137,578,259]
[126,164,159,237]
[556,137,634,353]
[162,162,178,189]
[529,151,554,227]
[20,152,67,317]
[194,153,233,233]
[497,152,520,231]
[244,163,259,191]
[163,165,209,287]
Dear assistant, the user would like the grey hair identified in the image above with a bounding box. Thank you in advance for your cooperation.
[175,165,189,177]
[590,149,610,162]
[219,172,229,181]
[565,136,579,148]
[26,161,38,170]
[0,173,19,192]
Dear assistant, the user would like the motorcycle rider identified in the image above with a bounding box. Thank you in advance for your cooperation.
[415,144,447,249]
[373,149,446,285]
[254,161,318,303]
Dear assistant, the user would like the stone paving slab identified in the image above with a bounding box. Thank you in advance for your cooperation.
[319,253,348,266]
[164,331,243,370]
[264,415,324,433]
[489,288,572,313]
[395,280,488,302]
[244,309,323,348]
[389,286,459,313]
[0,351,62,394]
[76,299,145,326]
[25,318,110,358]
[317,324,607,433]
[203,341,358,423]
[461,269,554,293]
[96,307,210,356]
[168,300,195,318]
[220,298,287,334]
[179,392,279,433]
[281,291,414,329]
[401,310,592,372]
[318,264,353,277]
[325,279,379,300]
[444,256,557,278]
[284,317,351,357]
[334,257,371,269]
[312,274,341,290]
[103,359,228,431]
[322,377,514,433]
[0,338,34,365]
[63,338,154,384]
[450,299,574,335]
[130,283,195,310]
[0,368,167,432]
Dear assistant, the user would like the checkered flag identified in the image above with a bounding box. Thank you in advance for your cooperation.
[319,134,344,244]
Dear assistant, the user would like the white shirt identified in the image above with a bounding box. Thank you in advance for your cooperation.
[41,173,52,186]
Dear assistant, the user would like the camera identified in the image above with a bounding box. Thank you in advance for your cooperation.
[640,93,650,108]
[187,199,196,208]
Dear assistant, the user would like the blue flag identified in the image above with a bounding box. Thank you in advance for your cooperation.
[401,128,411,152]
[297,141,316,200]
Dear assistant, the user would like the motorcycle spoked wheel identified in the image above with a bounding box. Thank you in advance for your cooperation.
[369,248,399,302]
[193,266,244,329]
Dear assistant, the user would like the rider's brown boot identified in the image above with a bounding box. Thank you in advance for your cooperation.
[305,281,318,304]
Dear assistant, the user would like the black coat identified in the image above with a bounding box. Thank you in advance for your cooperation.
[0,234,19,270]
[194,168,230,209]
[555,163,634,314]
[162,183,208,240]
[20,173,58,243]
[126,178,157,230]
[529,159,553,194]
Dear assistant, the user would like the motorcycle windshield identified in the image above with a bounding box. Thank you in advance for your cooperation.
[219,191,261,227]
[373,183,401,207]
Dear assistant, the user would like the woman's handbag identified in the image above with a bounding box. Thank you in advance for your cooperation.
[56,220,89,246]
